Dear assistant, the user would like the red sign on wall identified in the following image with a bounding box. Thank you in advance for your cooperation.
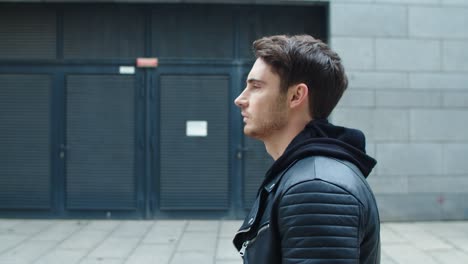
[136,58,158,68]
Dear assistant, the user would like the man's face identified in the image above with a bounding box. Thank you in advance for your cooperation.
[234,58,289,140]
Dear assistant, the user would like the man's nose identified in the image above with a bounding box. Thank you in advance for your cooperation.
[234,90,247,108]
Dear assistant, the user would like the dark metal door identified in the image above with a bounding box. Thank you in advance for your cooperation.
[62,68,145,218]
[151,64,236,217]
[0,74,53,211]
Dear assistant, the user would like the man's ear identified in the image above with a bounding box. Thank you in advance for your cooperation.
[289,83,309,109]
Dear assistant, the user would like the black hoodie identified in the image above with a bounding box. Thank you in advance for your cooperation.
[262,119,376,187]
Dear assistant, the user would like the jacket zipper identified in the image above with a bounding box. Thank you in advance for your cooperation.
[238,223,270,257]
[239,241,249,256]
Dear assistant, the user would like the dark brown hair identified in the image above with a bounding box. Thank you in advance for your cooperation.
[253,35,348,119]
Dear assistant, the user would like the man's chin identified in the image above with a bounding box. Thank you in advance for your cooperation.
[243,127,253,137]
[243,127,263,140]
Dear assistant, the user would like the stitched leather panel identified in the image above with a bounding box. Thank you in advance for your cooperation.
[278,180,360,263]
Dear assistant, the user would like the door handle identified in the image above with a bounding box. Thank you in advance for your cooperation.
[236,146,249,160]
[59,144,69,159]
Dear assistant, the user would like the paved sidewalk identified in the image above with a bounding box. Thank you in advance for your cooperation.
[1,219,468,264]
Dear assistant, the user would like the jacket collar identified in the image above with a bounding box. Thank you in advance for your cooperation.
[261,159,298,193]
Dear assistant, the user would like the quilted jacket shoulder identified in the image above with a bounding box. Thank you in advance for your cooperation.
[277,156,380,263]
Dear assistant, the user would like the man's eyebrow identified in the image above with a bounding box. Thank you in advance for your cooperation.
[246,78,266,85]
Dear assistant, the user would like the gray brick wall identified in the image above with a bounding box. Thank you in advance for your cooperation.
[330,0,468,221]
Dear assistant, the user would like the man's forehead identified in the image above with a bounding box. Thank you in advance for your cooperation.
[247,58,275,84]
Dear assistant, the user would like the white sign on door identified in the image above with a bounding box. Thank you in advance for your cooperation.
[186,121,208,137]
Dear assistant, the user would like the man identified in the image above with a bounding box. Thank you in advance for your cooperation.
[233,35,380,264]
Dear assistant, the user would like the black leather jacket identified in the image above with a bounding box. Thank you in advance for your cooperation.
[233,156,381,264]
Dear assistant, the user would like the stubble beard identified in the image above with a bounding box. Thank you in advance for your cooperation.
[244,94,288,140]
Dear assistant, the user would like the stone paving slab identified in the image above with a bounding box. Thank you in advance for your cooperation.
[0,219,467,264]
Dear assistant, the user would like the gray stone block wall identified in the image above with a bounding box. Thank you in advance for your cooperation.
[330,0,468,221]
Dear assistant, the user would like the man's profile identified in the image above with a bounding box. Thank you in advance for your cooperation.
[233,35,380,264]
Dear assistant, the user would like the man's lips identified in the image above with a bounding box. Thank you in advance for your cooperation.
[241,112,248,121]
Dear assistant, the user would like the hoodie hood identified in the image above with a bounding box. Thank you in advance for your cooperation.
[264,119,376,182]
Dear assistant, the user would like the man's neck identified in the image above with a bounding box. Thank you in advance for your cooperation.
[263,121,309,161]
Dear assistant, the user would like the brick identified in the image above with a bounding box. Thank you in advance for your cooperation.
[337,89,375,108]
[444,144,468,174]
[410,73,468,89]
[373,109,409,141]
[330,108,374,140]
[376,39,440,71]
[376,143,443,175]
[443,178,468,194]
[440,194,468,220]
[331,37,374,70]
[410,109,468,141]
[347,71,408,89]
[366,142,376,160]
[376,193,443,221]
[443,40,468,71]
[408,176,468,193]
[332,108,409,141]
[409,6,468,39]
[376,90,441,108]
[331,3,407,37]
[367,175,408,194]
[443,91,468,107]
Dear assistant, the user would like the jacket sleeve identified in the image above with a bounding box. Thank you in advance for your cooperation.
[277,179,362,263]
